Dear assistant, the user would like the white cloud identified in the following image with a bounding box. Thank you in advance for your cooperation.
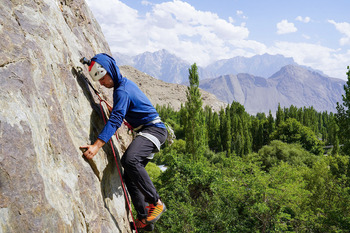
[296,16,311,23]
[229,16,234,24]
[276,20,297,34]
[236,10,247,19]
[328,20,350,46]
[85,0,145,55]
[86,0,251,66]
[302,34,311,40]
[141,1,153,6]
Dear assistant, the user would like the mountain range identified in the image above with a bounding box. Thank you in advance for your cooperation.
[114,50,346,114]
[114,49,214,83]
[114,49,322,83]
[200,65,345,114]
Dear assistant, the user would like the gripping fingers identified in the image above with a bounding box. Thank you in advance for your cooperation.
[80,147,88,153]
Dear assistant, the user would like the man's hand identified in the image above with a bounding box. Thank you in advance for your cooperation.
[80,139,105,159]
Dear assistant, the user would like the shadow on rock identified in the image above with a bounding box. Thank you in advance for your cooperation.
[71,67,101,117]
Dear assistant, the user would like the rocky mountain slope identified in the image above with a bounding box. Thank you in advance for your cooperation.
[115,49,214,84]
[206,53,297,78]
[200,65,345,114]
[132,49,191,84]
[119,65,226,112]
[115,50,300,83]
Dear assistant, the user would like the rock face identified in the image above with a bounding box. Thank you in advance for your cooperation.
[0,0,133,232]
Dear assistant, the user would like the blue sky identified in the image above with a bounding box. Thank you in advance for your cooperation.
[86,0,350,79]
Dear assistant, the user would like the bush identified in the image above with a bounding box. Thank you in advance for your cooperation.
[253,140,318,171]
[270,118,324,155]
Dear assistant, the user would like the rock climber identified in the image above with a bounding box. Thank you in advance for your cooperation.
[80,53,167,231]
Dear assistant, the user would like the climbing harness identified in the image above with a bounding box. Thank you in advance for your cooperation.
[164,122,176,146]
[133,116,162,132]
[76,61,138,233]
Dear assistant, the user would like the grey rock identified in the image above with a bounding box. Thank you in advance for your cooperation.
[0,0,133,232]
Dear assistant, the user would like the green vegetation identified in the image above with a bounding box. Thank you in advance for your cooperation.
[336,66,350,155]
[150,65,350,232]
[183,63,207,160]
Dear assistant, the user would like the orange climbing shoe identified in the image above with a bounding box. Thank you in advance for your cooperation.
[133,219,154,232]
[146,202,167,223]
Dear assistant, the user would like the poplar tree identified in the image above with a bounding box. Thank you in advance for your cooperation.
[205,106,220,152]
[336,66,350,155]
[266,110,275,143]
[220,108,231,154]
[243,121,252,155]
[184,63,207,160]
[276,103,284,126]
[251,118,262,152]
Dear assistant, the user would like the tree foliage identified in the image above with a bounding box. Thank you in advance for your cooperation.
[150,64,350,233]
[336,66,350,155]
[183,63,207,160]
[252,140,318,171]
[152,145,350,232]
[270,118,324,155]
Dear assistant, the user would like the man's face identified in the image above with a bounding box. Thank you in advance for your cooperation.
[99,74,114,88]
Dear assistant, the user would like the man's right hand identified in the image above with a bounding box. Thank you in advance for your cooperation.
[79,139,105,159]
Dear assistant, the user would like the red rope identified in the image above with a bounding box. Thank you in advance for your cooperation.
[98,100,138,233]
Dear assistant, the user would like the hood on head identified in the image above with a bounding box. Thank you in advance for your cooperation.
[91,53,122,86]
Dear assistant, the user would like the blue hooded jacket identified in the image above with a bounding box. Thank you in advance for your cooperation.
[91,53,165,143]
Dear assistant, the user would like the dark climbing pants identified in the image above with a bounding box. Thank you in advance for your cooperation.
[121,126,167,220]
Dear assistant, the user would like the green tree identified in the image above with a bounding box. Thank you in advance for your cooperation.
[145,162,162,183]
[328,117,340,156]
[271,118,324,155]
[266,110,275,144]
[184,63,207,160]
[243,121,252,155]
[228,102,252,156]
[251,117,263,151]
[303,155,350,231]
[205,106,221,152]
[297,107,304,124]
[252,140,318,171]
[276,103,284,126]
[219,108,231,154]
[246,163,312,232]
[336,66,350,155]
